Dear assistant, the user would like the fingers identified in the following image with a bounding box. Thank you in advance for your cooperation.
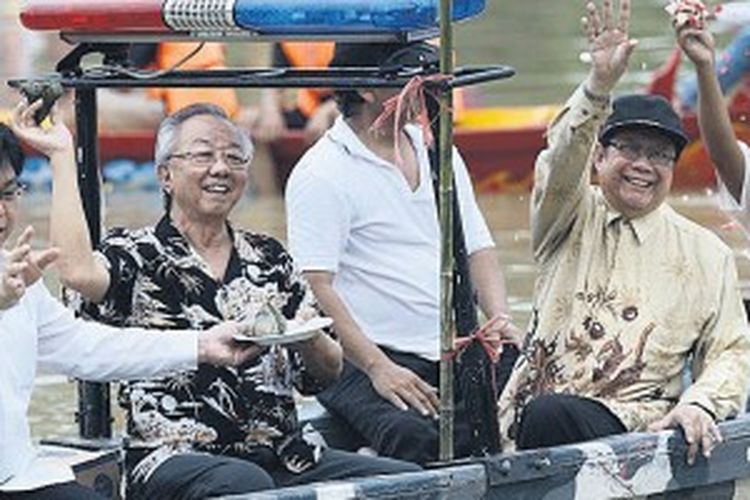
[678,414,700,465]
[17,99,43,128]
[0,260,28,308]
[372,363,439,417]
[647,414,671,432]
[385,391,410,412]
[6,242,31,266]
[602,0,614,31]
[234,344,262,365]
[32,247,60,272]
[583,2,601,41]
[15,226,34,249]
[617,0,630,35]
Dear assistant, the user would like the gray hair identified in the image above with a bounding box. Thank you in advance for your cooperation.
[153,103,253,211]
[154,103,253,167]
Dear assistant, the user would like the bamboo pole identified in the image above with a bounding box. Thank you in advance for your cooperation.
[438,0,455,462]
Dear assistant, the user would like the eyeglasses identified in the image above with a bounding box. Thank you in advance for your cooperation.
[606,140,677,167]
[0,182,25,203]
[168,148,250,170]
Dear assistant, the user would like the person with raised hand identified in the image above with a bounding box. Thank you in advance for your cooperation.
[11,97,418,499]
[497,0,750,467]
[670,0,750,231]
[0,122,258,499]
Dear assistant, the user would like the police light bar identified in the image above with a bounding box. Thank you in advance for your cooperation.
[21,0,485,42]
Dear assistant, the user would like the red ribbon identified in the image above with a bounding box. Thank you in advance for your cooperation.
[442,312,514,364]
[368,73,450,167]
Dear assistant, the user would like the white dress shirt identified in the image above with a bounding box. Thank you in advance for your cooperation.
[0,275,198,492]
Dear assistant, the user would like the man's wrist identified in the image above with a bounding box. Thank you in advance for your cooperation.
[687,401,716,421]
[583,84,611,105]
[197,335,207,364]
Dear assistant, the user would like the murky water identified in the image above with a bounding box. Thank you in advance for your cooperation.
[7,0,748,441]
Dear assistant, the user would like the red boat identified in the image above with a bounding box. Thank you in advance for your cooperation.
[54,96,748,194]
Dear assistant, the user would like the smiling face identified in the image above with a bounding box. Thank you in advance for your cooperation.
[0,165,20,247]
[594,128,677,219]
[158,114,250,224]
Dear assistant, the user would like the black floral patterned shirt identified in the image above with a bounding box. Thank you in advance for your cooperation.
[79,215,327,482]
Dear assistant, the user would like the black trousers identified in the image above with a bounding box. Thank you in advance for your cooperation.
[516,393,628,450]
[128,448,420,500]
[317,346,518,465]
[0,482,105,500]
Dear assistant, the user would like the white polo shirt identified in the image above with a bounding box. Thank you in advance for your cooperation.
[286,117,494,360]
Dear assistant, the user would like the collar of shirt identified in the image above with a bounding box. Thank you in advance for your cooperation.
[327,116,423,169]
[602,199,665,245]
[154,214,243,283]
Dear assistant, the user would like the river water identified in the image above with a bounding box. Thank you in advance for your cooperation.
[13,1,749,440]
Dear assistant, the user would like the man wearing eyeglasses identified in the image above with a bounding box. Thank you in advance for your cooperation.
[0,122,266,499]
[11,102,418,499]
[497,0,750,467]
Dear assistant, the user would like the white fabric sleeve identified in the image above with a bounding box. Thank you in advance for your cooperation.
[717,140,750,213]
[33,283,197,380]
[453,147,495,255]
[286,169,352,273]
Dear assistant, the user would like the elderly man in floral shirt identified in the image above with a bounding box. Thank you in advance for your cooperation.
[12,101,419,500]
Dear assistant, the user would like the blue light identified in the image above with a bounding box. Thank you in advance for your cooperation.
[233,0,485,34]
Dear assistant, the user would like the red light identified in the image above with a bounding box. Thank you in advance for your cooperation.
[20,0,167,32]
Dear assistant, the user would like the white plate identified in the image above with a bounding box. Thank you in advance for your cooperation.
[234,316,334,346]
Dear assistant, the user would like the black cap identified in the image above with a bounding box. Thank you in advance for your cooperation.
[330,41,438,71]
[600,94,688,156]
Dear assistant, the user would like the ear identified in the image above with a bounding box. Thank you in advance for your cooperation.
[156,163,172,193]
[592,142,606,174]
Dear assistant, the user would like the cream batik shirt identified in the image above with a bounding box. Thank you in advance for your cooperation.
[498,86,750,449]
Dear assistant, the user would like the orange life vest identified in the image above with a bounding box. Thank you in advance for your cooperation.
[280,42,335,118]
[148,42,240,117]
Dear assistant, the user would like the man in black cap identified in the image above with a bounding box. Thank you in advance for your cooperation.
[286,41,521,464]
[497,0,750,465]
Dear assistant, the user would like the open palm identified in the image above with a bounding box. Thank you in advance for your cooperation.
[583,0,638,94]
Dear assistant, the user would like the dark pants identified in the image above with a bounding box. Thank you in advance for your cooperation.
[516,394,627,450]
[128,448,420,500]
[317,346,518,465]
[0,482,105,500]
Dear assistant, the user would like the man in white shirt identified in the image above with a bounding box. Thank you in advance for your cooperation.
[0,123,256,499]
[285,42,521,464]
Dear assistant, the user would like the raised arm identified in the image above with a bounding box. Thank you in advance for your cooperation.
[11,101,111,302]
[532,0,638,260]
[675,18,746,203]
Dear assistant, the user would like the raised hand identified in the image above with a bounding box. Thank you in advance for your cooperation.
[671,0,716,70]
[582,0,639,95]
[10,99,74,158]
[0,226,59,309]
